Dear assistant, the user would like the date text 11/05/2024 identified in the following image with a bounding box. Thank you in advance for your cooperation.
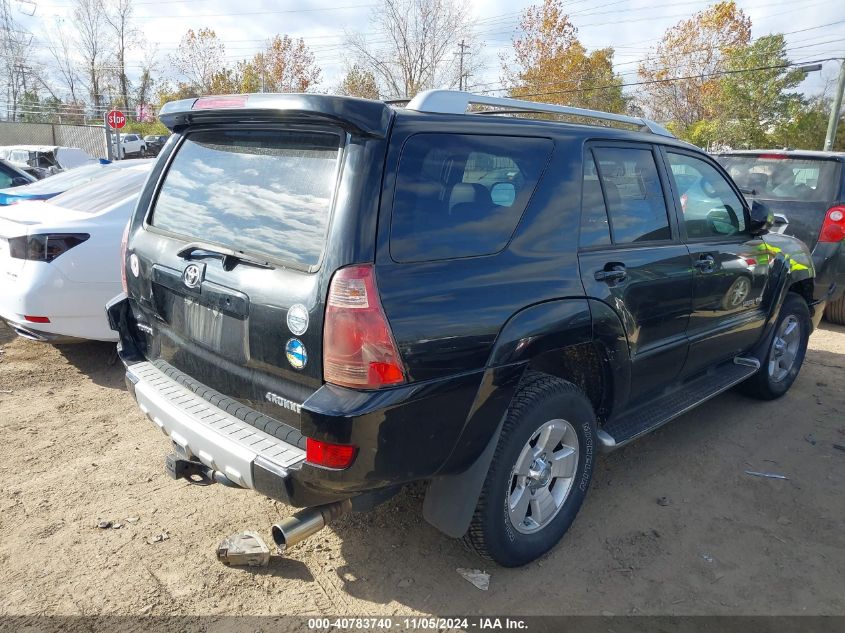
[307,617,529,630]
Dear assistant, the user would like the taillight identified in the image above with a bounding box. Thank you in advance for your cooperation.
[120,222,129,293]
[323,264,405,389]
[306,438,357,469]
[193,95,248,110]
[819,206,845,243]
[7,233,89,262]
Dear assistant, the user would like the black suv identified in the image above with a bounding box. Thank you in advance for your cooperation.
[108,91,820,567]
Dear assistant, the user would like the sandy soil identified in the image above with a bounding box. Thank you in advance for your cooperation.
[0,319,843,617]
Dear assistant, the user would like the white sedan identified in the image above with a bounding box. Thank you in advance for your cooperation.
[0,160,152,342]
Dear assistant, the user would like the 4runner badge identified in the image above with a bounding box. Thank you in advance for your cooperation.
[285,338,307,370]
[182,264,202,289]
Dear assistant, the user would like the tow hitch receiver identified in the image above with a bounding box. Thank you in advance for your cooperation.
[165,453,213,485]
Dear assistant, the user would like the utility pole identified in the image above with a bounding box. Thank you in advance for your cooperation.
[824,58,845,151]
[455,39,469,91]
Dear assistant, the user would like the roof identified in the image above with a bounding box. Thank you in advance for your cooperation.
[0,145,60,152]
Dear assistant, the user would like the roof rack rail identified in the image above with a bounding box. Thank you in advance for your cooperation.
[405,89,674,138]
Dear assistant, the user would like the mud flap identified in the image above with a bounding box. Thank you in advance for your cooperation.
[422,415,505,539]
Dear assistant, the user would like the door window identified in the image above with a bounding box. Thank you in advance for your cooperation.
[666,152,746,239]
[579,153,612,247]
[593,147,671,243]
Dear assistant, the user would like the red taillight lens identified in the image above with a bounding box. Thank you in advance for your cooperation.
[120,222,129,293]
[306,438,357,469]
[24,315,50,323]
[323,264,405,389]
[819,205,845,243]
[7,234,89,262]
[193,95,248,110]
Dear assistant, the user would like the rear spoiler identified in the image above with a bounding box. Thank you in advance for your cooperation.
[158,93,394,139]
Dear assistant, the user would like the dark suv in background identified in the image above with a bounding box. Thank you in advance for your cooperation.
[716,150,845,323]
[109,91,819,567]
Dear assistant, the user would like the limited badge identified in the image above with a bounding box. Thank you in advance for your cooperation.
[286,303,309,335]
[129,253,140,278]
[285,338,307,370]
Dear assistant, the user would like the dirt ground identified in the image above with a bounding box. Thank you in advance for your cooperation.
[0,319,843,618]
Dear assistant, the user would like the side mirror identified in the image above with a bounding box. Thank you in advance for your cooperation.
[749,199,773,236]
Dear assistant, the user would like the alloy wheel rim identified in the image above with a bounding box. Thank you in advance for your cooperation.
[768,315,801,383]
[507,419,579,534]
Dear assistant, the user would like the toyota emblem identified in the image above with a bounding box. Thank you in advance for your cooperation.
[182,264,202,289]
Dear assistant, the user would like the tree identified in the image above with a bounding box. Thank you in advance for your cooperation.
[503,0,625,113]
[169,28,226,94]
[104,0,138,109]
[712,34,805,148]
[336,64,379,99]
[72,0,113,111]
[347,0,473,99]
[770,94,845,152]
[243,35,321,93]
[45,19,82,104]
[637,1,751,129]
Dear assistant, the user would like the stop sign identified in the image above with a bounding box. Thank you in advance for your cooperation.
[107,110,126,129]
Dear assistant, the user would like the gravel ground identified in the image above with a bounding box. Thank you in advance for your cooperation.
[0,319,843,617]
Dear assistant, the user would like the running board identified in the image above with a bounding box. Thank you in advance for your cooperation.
[598,356,760,451]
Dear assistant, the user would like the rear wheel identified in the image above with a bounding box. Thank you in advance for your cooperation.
[741,293,810,400]
[825,294,845,325]
[464,374,596,567]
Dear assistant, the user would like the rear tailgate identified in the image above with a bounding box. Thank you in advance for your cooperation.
[127,126,349,429]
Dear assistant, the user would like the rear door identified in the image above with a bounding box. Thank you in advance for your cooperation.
[578,142,693,403]
[663,149,770,375]
[129,126,349,428]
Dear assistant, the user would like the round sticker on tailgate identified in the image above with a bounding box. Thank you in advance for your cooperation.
[285,338,307,370]
[286,303,309,335]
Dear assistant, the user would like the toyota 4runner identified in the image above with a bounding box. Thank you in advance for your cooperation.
[108,91,820,567]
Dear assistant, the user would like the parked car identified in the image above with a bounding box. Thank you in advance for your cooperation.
[0,145,97,176]
[0,160,153,342]
[118,134,146,158]
[716,150,845,324]
[109,91,818,568]
[0,159,147,206]
[143,135,169,156]
[0,159,36,190]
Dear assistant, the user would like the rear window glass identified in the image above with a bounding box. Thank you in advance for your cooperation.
[11,162,108,194]
[50,167,151,212]
[390,133,553,262]
[151,129,341,268]
[718,155,840,202]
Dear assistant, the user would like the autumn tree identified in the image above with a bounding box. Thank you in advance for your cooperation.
[637,1,751,130]
[72,0,113,110]
[336,64,379,99]
[170,28,226,94]
[503,0,625,113]
[347,0,474,99]
[104,0,138,109]
[241,35,321,93]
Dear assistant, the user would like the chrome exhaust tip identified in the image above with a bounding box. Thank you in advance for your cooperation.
[271,499,352,552]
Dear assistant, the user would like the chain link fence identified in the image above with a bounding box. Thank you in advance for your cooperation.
[0,121,108,159]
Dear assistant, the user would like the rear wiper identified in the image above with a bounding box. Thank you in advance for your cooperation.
[177,242,274,270]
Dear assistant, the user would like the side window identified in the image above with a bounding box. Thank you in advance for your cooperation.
[593,147,671,243]
[579,152,611,247]
[666,152,746,239]
[0,167,13,188]
[390,133,553,262]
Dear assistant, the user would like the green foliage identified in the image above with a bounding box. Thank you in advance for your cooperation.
[122,120,169,136]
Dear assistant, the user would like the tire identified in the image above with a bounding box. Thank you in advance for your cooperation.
[825,294,845,325]
[464,373,596,567]
[740,293,810,400]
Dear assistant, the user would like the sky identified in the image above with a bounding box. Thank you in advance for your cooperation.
[10,0,845,104]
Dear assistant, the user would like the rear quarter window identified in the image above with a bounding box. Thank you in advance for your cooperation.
[718,155,841,202]
[389,133,553,262]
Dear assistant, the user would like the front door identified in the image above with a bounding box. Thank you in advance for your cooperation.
[578,143,693,404]
[662,149,771,376]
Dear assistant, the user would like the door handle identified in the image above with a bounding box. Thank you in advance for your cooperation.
[594,264,627,283]
[694,254,716,273]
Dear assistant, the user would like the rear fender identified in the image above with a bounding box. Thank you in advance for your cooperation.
[424,298,611,537]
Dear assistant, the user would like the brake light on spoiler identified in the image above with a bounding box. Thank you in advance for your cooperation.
[193,96,248,110]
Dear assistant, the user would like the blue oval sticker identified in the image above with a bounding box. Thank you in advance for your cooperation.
[285,338,307,370]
